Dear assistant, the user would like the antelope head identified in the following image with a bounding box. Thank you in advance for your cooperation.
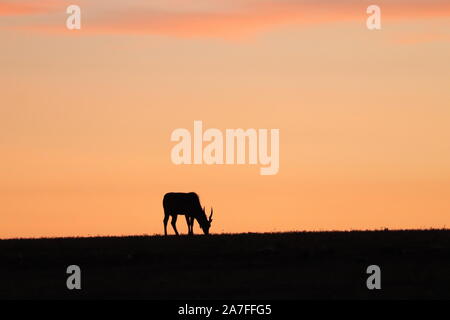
[201,207,213,235]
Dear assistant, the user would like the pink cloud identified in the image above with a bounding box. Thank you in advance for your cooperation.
[4,0,450,40]
[0,0,63,16]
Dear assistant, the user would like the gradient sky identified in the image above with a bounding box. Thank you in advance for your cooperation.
[1,0,450,238]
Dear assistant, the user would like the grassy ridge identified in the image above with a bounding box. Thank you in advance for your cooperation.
[0,230,449,299]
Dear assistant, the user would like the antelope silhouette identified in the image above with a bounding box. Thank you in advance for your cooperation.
[163,192,213,235]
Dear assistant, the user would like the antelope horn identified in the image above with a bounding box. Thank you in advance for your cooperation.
[209,207,213,221]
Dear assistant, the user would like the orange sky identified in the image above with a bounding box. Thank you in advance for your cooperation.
[1,0,450,238]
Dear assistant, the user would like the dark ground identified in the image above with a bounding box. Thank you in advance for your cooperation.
[0,230,449,299]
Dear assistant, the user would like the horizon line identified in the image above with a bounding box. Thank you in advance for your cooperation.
[2,228,449,241]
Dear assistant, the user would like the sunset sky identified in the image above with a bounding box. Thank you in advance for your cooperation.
[1,0,450,238]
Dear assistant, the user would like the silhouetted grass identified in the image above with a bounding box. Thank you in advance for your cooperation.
[0,230,449,299]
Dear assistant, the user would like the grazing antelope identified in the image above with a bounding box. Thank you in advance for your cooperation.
[163,192,213,236]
